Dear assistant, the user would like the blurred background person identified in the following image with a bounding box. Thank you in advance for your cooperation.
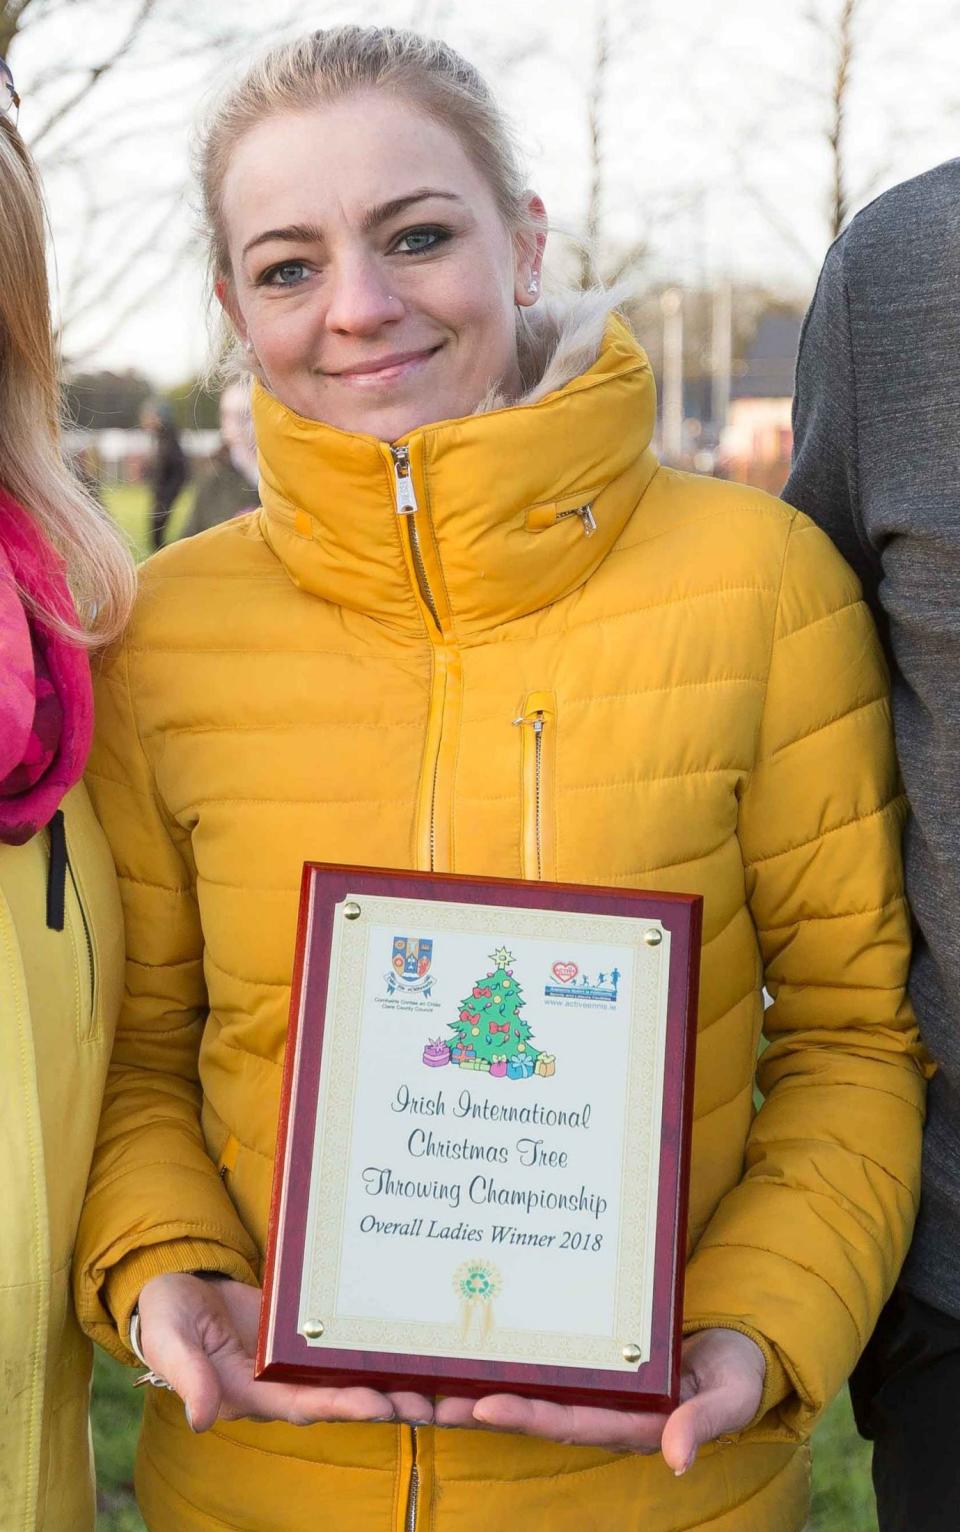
[0,54,133,1530]
[185,380,257,537]
[140,397,187,551]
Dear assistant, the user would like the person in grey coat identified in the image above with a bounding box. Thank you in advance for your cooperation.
[784,158,960,1532]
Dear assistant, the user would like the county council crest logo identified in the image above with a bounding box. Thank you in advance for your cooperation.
[386,936,436,997]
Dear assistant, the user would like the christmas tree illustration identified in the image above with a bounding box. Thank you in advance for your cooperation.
[448,947,540,1074]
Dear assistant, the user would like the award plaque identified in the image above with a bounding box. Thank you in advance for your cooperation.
[257,865,701,1411]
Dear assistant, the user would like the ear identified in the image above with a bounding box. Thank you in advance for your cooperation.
[215,277,248,345]
[514,193,548,309]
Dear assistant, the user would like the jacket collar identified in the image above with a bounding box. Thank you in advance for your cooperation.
[254,313,658,640]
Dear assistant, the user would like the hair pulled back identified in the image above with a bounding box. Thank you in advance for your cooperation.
[198,25,532,286]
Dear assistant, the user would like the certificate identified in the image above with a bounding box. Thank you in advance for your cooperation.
[257,866,701,1410]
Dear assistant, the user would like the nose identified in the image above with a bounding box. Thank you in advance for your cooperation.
[324,255,404,336]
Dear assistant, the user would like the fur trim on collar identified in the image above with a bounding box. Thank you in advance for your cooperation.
[475,285,630,414]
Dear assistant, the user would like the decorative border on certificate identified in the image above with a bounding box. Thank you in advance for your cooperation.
[296,895,670,1374]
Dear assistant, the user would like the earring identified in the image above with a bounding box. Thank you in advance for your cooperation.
[527,277,539,295]
[243,338,253,352]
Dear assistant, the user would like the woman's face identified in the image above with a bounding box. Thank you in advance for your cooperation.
[218,91,545,441]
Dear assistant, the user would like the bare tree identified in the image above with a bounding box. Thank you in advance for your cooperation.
[1,0,307,363]
[816,0,857,238]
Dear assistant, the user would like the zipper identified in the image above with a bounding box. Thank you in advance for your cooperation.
[514,692,557,881]
[555,502,597,535]
[391,446,441,631]
[405,1426,420,1532]
[65,839,96,1016]
[390,444,453,871]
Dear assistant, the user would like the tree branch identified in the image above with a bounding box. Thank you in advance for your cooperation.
[29,0,160,149]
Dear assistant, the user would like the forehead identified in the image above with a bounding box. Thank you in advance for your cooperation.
[220,91,497,250]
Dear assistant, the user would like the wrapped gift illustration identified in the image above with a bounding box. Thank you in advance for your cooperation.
[490,1055,508,1078]
[534,1053,556,1078]
[507,1054,536,1080]
[452,1043,476,1065]
[422,1039,451,1068]
[461,1057,491,1072]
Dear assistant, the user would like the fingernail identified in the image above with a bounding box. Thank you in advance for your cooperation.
[184,1403,198,1433]
[674,1450,696,1477]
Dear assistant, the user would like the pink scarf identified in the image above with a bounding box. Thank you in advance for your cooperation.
[0,489,93,845]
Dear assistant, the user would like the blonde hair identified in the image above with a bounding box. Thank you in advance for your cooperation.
[0,117,134,645]
[198,25,536,288]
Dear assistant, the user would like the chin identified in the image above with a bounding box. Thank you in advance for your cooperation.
[339,397,454,443]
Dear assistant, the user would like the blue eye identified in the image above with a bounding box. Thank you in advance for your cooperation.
[394,226,451,255]
[263,260,309,287]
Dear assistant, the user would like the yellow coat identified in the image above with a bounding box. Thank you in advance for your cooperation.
[1,782,123,1529]
[75,319,926,1531]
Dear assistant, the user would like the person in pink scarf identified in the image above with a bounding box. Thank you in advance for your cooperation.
[0,62,134,1529]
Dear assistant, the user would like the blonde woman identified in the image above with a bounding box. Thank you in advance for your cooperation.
[0,59,134,1529]
[74,27,926,1532]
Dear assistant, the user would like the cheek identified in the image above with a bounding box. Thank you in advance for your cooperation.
[246,296,321,372]
[429,263,516,364]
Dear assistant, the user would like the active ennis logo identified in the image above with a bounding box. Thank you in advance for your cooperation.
[543,960,620,1004]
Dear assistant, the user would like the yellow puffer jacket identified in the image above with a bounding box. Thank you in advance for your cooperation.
[1,782,123,1529]
[75,317,926,1532]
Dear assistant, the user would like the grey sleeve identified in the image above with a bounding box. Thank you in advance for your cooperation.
[782,237,883,612]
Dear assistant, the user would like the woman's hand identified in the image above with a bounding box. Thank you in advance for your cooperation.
[434,1329,766,1474]
[136,1273,434,1432]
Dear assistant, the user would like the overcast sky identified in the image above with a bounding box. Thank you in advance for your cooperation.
[11,0,960,382]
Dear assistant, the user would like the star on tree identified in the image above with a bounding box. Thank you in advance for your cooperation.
[491,945,515,968]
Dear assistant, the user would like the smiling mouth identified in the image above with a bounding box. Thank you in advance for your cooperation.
[324,346,443,384]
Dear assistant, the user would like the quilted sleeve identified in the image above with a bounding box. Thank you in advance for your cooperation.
[682,510,929,1439]
[73,641,259,1364]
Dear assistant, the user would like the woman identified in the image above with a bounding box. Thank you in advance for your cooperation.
[0,62,133,1529]
[73,27,927,1532]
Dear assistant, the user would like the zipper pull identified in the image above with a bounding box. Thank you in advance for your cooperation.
[391,446,418,514]
[513,711,544,733]
[577,504,597,536]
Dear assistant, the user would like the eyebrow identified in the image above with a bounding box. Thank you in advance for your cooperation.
[241,190,464,260]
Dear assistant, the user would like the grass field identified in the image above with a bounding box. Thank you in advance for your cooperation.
[92,482,879,1532]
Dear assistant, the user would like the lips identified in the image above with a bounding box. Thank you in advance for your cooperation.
[326,346,441,381]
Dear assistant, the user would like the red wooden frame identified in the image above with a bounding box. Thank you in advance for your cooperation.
[257,864,701,1411]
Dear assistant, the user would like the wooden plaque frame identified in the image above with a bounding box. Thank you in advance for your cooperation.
[257,864,701,1411]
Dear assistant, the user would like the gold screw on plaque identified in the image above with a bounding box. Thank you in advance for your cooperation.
[344,902,362,920]
[622,1343,642,1364]
[644,928,662,947]
[302,1319,325,1339]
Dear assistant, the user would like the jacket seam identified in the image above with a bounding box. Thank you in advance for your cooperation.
[577,836,738,882]
[747,798,900,868]
[202,1029,282,1069]
[774,594,865,646]
[759,894,907,932]
[204,952,290,991]
[768,692,887,760]
[744,1154,916,1201]
[460,676,763,731]
[758,1077,925,1113]
[693,1238,863,1348]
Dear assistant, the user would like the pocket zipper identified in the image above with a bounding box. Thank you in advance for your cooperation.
[513,692,557,881]
[60,828,96,1017]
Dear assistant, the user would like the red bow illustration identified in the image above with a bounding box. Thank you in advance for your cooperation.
[488,1020,510,1035]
